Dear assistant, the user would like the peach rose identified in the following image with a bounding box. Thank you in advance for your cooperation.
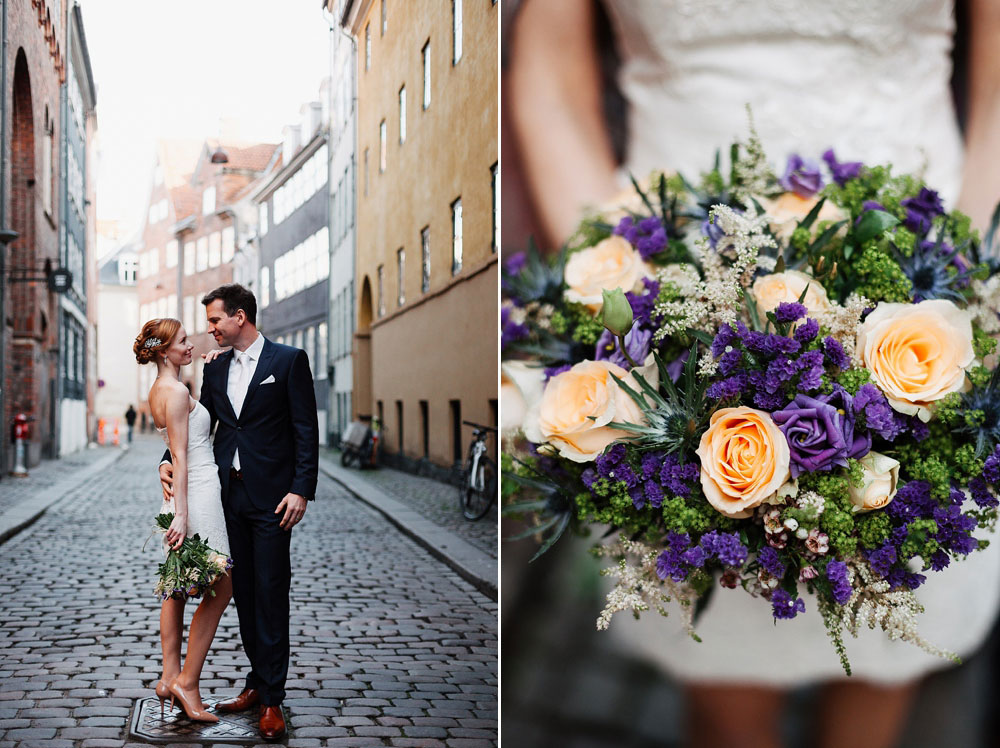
[696,407,792,518]
[522,359,649,463]
[857,299,975,422]
[564,236,651,312]
[752,270,831,316]
[848,451,900,512]
[759,191,848,241]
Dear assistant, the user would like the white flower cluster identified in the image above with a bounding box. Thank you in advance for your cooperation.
[731,109,776,202]
[653,204,775,342]
[821,292,870,365]
[968,276,1000,336]
[594,538,699,640]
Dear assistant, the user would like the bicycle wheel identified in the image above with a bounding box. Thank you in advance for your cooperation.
[341,449,358,468]
[462,458,496,521]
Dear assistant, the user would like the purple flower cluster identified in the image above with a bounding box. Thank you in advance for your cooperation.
[595,326,652,370]
[587,446,699,510]
[501,304,530,351]
[706,320,840,410]
[771,588,806,620]
[655,531,750,583]
[822,148,863,186]
[853,383,906,440]
[758,546,786,578]
[901,187,945,235]
[626,278,661,326]
[772,388,872,478]
[826,560,852,604]
[971,446,1000,508]
[614,215,668,259]
[779,154,824,198]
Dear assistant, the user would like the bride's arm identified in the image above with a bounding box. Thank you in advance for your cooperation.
[956,0,1000,231]
[163,387,190,550]
[507,0,620,250]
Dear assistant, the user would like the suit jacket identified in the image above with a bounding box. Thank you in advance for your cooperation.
[163,338,319,510]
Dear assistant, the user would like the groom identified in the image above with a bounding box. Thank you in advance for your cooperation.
[159,283,318,740]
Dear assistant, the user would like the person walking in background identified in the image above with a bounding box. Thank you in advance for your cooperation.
[125,404,137,444]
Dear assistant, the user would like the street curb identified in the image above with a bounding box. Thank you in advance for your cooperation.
[0,448,127,546]
[318,456,498,602]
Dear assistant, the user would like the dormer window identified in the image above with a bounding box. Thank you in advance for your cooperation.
[203,186,216,215]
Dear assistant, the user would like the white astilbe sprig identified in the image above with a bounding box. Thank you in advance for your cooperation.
[653,204,775,342]
[593,538,700,640]
[836,559,958,664]
[732,106,777,201]
[968,276,1000,336]
[822,292,870,366]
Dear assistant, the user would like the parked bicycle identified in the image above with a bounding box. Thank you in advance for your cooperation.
[459,421,497,520]
[340,415,381,469]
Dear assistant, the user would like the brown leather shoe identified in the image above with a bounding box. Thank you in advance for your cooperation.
[259,705,286,741]
[214,687,260,713]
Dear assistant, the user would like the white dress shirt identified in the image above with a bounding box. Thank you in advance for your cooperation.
[229,333,264,470]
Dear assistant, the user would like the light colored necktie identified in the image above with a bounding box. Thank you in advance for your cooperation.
[233,353,251,417]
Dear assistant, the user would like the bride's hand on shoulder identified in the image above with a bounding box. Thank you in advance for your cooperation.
[166,513,187,551]
[202,347,231,364]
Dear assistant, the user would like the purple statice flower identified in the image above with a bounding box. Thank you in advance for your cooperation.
[700,530,749,567]
[640,452,662,480]
[706,373,748,401]
[794,317,820,344]
[983,445,1000,484]
[868,543,897,577]
[822,148,863,186]
[656,533,693,582]
[595,325,652,370]
[775,302,808,324]
[659,456,699,498]
[682,545,708,567]
[643,480,664,509]
[794,350,825,392]
[969,477,998,509]
[503,251,527,278]
[753,390,791,411]
[581,468,598,490]
[852,383,903,440]
[909,418,930,442]
[614,215,669,259]
[765,356,799,394]
[772,389,871,478]
[904,572,927,590]
[626,278,661,326]
[717,348,744,376]
[771,588,806,619]
[543,363,572,382]
[779,154,824,198]
[758,546,786,578]
[826,560,853,604]
[901,187,945,235]
[929,550,951,571]
[822,336,850,370]
[501,304,530,350]
[711,323,740,358]
[594,443,626,476]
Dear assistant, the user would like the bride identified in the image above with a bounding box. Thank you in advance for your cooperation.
[507,0,1000,746]
[135,318,232,723]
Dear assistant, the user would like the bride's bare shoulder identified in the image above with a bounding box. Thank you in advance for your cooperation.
[149,380,190,424]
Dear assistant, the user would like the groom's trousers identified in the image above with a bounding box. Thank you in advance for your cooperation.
[224,475,291,706]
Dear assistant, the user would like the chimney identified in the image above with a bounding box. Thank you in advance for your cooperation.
[282,124,302,163]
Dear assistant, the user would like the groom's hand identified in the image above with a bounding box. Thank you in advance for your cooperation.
[276,493,307,530]
[159,463,174,501]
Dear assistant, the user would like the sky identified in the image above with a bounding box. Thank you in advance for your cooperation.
[80,0,332,249]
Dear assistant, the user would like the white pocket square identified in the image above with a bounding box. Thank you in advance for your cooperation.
[260,374,276,385]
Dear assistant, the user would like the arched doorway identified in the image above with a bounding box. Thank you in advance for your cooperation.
[353,275,373,420]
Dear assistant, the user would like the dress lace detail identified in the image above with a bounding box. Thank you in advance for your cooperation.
[158,402,230,556]
[602,0,963,204]
[596,0,1000,684]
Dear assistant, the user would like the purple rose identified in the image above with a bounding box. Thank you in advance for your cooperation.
[595,325,652,370]
[771,389,871,478]
[779,154,824,198]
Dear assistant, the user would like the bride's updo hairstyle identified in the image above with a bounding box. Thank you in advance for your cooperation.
[134,318,181,365]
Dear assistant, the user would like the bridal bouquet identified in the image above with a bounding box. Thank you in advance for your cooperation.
[501,126,1000,673]
[150,513,233,601]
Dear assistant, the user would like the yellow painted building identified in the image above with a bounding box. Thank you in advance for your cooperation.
[343,0,498,471]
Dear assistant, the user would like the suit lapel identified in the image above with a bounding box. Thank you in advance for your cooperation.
[238,338,275,420]
[217,349,238,422]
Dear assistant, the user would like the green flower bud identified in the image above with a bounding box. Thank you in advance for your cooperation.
[600,288,634,337]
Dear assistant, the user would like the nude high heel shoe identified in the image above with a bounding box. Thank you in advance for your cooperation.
[155,680,171,718]
[168,679,219,723]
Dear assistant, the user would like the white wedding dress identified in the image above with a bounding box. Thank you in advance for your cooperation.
[600,0,1000,685]
[158,401,230,556]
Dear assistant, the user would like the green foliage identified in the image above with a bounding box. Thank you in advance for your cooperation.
[953,444,984,483]
[899,518,940,562]
[834,367,872,395]
[852,244,913,302]
[802,472,857,556]
[857,511,891,550]
[906,455,951,501]
[974,325,998,360]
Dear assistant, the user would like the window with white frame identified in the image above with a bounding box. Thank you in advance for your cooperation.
[261,266,270,308]
[119,255,137,285]
[398,86,406,144]
[397,247,405,306]
[377,264,385,317]
[184,296,194,331]
[208,232,221,267]
[421,227,430,292]
[166,239,178,268]
[379,120,387,173]
[317,322,328,379]
[184,243,195,276]
[196,236,208,271]
[222,226,235,263]
[365,23,371,70]
[167,294,178,319]
[317,226,329,280]
[451,197,463,275]
[203,186,216,215]
[422,41,431,109]
[150,248,159,276]
[259,202,269,236]
[452,0,463,64]
[138,251,148,279]
[305,326,315,368]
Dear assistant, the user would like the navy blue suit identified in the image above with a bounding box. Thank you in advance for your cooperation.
[164,338,318,704]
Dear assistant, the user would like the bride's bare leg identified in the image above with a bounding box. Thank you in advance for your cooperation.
[173,574,233,704]
[817,679,919,748]
[159,597,185,684]
[686,683,783,748]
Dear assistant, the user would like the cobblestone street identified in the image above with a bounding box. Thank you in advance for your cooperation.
[0,435,498,748]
